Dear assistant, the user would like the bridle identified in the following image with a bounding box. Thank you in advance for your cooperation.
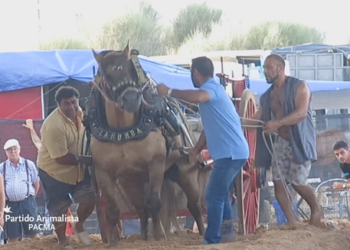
[92,51,156,109]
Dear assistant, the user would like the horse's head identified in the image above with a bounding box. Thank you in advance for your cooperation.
[92,43,142,113]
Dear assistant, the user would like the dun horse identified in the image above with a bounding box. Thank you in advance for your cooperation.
[84,44,206,247]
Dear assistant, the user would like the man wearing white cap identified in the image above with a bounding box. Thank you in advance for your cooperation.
[0,139,40,243]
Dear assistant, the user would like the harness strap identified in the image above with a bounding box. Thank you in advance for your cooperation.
[130,55,148,85]
[3,160,30,201]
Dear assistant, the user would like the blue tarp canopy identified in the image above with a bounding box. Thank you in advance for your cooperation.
[0,50,203,92]
[1,49,350,95]
[272,43,350,59]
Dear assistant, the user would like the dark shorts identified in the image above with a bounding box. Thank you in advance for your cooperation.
[5,196,40,238]
[39,169,95,217]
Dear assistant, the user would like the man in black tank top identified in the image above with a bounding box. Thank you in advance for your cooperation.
[332,140,350,190]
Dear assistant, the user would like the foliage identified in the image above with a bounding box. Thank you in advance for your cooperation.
[245,21,326,49]
[179,20,326,53]
[40,6,327,56]
[95,1,167,56]
[170,3,222,50]
[178,22,248,54]
[39,38,90,50]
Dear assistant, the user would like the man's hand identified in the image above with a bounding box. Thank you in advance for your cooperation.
[263,120,282,134]
[332,182,345,190]
[77,155,93,165]
[187,148,199,164]
[22,119,34,130]
[156,84,170,97]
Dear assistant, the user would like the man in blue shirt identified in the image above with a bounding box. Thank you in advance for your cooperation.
[156,56,249,244]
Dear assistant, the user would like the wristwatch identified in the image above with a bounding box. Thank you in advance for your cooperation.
[343,183,347,189]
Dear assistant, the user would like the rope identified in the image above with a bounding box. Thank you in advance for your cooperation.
[173,98,298,220]
[241,118,298,219]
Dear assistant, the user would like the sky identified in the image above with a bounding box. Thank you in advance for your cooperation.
[0,0,348,52]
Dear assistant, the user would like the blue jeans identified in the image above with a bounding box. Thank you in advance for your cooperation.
[204,158,247,244]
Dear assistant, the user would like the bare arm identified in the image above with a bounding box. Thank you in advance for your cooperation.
[279,81,310,126]
[345,179,350,189]
[33,181,40,196]
[23,119,42,150]
[243,108,263,126]
[29,128,42,151]
[55,153,80,165]
[194,131,207,154]
[30,163,41,197]
[170,89,211,104]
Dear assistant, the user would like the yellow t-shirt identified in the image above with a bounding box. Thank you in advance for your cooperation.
[37,107,85,185]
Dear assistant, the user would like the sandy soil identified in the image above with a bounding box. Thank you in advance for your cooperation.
[3,220,350,250]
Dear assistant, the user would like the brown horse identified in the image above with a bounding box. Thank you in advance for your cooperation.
[86,43,206,247]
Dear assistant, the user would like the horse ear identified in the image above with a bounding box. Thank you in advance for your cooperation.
[92,49,103,63]
[123,41,130,59]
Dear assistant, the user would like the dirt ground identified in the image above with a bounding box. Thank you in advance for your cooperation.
[3,220,350,250]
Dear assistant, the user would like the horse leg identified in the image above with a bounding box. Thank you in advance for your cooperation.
[146,160,167,241]
[140,209,150,240]
[96,168,120,247]
[96,191,108,243]
[175,164,205,236]
[119,179,149,240]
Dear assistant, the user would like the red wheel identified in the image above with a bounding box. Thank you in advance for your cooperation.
[236,89,260,235]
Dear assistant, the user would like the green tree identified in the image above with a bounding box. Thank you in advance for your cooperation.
[170,3,222,50]
[39,38,90,50]
[96,1,167,56]
[178,25,248,54]
[245,21,326,50]
[180,20,327,53]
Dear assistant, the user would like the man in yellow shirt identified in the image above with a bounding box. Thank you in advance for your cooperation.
[37,86,95,248]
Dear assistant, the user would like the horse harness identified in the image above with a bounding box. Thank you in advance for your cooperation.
[83,51,182,156]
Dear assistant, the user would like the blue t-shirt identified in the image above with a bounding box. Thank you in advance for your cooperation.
[198,78,249,161]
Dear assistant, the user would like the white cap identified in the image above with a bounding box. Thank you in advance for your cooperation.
[3,139,20,150]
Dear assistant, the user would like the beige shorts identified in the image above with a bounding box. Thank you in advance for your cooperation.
[271,136,311,186]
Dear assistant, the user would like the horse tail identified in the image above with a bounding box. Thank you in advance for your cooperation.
[159,176,180,237]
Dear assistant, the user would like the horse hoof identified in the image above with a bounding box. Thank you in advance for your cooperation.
[154,235,167,241]
[76,231,91,246]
